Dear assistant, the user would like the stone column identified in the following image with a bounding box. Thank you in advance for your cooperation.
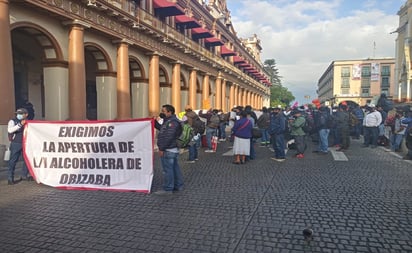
[68,23,87,120]
[0,0,14,124]
[215,74,222,109]
[171,61,181,112]
[202,74,210,109]
[189,68,197,109]
[229,83,235,110]
[242,88,247,106]
[234,85,238,106]
[221,79,227,112]
[148,53,160,116]
[116,41,131,119]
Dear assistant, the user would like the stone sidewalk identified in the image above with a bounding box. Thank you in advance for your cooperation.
[0,138,411,252]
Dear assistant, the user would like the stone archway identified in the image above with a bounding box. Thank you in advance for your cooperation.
[11,22,64,120]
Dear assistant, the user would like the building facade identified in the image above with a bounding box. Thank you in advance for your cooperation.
[317,58,395,107]
[395,0,412,102]
[0,0,271,145]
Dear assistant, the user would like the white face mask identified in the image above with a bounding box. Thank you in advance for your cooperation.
[16,114,24,120]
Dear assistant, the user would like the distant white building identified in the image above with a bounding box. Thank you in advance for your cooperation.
[317,58,395,107]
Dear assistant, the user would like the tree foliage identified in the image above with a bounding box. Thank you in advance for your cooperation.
[270,85,295,107]
[263,59,295,107]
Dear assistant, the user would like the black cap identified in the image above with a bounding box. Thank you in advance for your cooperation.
[15,108,28,114]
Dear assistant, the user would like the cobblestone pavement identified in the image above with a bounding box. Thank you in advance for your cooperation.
[0,138,412,253]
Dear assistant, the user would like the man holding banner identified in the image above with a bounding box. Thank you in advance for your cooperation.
[7,108,33,185]
[154,104,184,195]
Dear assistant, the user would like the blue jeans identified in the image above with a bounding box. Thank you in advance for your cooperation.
[219,123,226,139]
[160,151,183,191]
[318,128,330,152]
[188,138,200,161]
[246,138,256,161]
[390,133,404,151]
[272,134,285,159]
[331,127,340,146]
[363,126,379,146]
[354,121,363,138]
[260,128,270,144]
[8,142,30,181]
[205,127,217,149]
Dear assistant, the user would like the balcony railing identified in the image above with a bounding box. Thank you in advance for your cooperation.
[98,0,267,89]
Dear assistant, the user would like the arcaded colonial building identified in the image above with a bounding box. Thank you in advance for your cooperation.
[0,0,271,144]
[317,58,395,107]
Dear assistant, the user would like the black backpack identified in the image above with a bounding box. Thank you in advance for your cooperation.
[192,117,206,135]
[302,115,314,134]
[209,114,220,128]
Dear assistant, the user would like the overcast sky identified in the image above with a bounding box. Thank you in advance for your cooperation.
[226,0,403,104]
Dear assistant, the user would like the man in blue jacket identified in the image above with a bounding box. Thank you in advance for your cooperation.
[154,104,183,195]
[269,106,286,162]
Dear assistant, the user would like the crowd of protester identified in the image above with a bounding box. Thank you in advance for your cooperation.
[151,96,412,194]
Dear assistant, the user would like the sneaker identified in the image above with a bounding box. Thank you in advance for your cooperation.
[219,138,226,142]
[205,149,215,153]
[194,158,199,161]
[270,158,285,162]
[185,160,195,164]
[296,154,304,158]
[153,190,173,195]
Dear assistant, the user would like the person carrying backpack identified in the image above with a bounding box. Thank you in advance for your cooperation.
[313,106,331,154]
[335,104,351,152]
[289,109,306,158]
[257,107,271,146]
[199,109,219,153]
[184,105,201,163]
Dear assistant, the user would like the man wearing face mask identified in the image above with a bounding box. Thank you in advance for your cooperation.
[7,108,33,185]
[154,104,184,195]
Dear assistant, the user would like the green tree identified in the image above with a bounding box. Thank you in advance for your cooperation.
[264,59,282,85]
[263,59,295,107]
[270,85,294,107]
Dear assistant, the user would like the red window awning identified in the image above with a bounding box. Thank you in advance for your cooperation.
[175,15,201,29]
[153,0,185,17]
[220,45,236,56]
[191,27,214,39]
[239,62,250,67]
[233,56,246,64]
[204,37,224,47]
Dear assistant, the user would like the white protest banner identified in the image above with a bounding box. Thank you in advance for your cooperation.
[23,119,154,192]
